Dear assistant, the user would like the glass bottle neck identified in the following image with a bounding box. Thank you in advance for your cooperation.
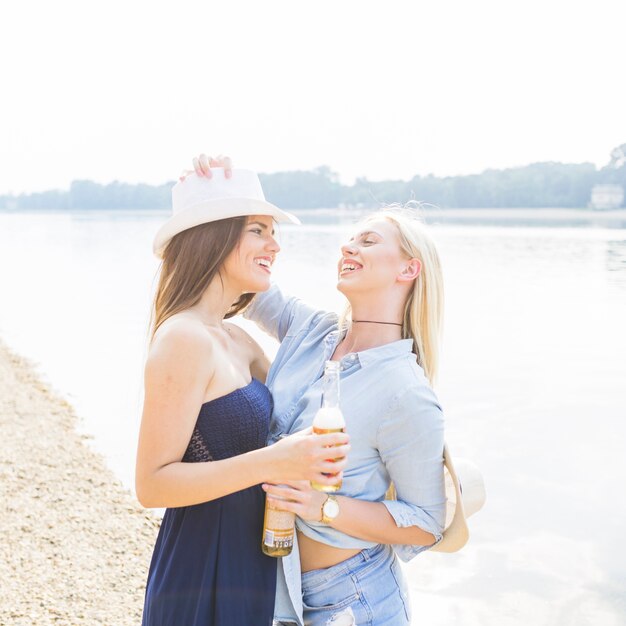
[321,362,340,408]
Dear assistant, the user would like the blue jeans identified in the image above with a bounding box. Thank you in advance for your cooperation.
[298,544,411,626]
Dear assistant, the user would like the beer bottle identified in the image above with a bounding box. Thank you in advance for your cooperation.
[311,360,346,492]
[261,490,295,557]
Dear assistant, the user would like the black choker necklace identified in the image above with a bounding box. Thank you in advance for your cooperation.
[352,320,403,326]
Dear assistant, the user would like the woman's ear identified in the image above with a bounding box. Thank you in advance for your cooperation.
[398,258,421,282]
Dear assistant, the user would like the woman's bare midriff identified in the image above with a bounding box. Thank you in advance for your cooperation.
[297,530,363,573]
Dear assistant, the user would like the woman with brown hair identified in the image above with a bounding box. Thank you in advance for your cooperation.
[136,163,350,626]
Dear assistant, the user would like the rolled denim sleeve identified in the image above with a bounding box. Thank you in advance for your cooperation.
[377,382,446,561]
[243,284,320,341]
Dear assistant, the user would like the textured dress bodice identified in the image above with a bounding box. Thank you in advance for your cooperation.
[183,379,272,462]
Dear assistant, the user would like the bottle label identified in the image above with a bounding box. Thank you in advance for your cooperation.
[263,528,294,550]
[263,502,295,549]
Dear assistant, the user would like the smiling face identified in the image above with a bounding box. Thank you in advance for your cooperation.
[337,218,419,296]
[222,215,280,293]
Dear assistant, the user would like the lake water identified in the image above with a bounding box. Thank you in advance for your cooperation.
[0,208,625,626]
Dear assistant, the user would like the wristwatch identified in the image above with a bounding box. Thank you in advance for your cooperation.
[321,494,340,524]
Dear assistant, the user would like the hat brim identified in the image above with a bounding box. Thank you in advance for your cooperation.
[431,445,472,553]
[153,197,301,258]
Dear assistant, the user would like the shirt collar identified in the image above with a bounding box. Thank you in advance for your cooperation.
[324,328,414,367]
[356,338,414,367]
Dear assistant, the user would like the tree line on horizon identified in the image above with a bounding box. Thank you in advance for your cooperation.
[2,144,625,211]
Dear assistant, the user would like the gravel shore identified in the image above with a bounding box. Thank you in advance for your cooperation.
[0,340,159,625]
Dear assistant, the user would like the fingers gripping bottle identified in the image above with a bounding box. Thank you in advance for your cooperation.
[311,360,346,492]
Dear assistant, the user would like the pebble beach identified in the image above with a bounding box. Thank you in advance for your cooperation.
[0,340,159,625]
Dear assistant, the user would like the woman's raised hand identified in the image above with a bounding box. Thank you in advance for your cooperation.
[266,428,350,489]
[180,153,233,181]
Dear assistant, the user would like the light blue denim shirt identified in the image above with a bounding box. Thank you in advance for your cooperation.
[245,285,446,625]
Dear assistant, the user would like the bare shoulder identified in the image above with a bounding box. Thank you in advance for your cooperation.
[147,316,216,375]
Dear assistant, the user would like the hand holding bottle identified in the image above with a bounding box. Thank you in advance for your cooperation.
[261,431,349,557]
[261,361,348,556]
[265,427,350,488]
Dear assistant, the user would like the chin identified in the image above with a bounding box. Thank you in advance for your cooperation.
[336,274,360,293]
[242,277,272,293]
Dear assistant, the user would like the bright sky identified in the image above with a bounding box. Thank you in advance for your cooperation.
[1,0,624,194]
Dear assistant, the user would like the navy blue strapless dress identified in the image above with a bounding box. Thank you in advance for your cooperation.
[142,379,277,626]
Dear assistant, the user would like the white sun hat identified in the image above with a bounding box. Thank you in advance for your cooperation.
[431,444,486,553]
[153,168,301,258]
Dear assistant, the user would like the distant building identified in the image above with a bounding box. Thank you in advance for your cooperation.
[589,184,624,210]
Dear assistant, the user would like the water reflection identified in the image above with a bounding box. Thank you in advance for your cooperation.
[606,239,626,287]
[0,209,625,626]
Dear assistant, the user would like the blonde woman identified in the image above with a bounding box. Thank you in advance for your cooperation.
[192,157,447,626]
[136,167,350,626]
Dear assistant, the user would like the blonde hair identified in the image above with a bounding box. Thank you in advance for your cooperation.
[341,204,444,385]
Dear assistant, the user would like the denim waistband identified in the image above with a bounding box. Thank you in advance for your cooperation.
[301,543,390,590]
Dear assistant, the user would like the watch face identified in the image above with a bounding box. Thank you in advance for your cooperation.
[324,498,340,519]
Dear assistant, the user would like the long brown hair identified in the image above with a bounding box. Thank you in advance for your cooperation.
[150,217,254,340]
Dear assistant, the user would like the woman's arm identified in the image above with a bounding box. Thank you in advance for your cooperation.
[263,483,438,546]
[325,498,438,545]
[135,320,350,509]
[244,284,330,343]
[374,383,446,556]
